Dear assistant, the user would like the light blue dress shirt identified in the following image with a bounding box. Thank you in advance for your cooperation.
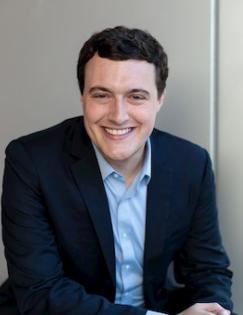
[93,140,167,315]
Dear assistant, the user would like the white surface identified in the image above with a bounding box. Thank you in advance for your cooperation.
[217,1,243,314]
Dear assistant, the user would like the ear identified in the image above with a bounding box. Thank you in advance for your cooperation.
[156,90,166,112]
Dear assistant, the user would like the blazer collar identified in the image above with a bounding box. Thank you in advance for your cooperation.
[143,130,173,282]
[67,118,116,288]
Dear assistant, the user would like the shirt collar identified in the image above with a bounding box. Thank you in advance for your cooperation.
[93,139,151,184]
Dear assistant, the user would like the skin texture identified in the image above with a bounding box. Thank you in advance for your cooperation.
[81,54,164,185]
[178,303,230,315]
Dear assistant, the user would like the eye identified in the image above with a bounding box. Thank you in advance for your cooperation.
[90,92,112,103]
[92,93,109,99]
[128,93,148,104]
[131,94,145,100]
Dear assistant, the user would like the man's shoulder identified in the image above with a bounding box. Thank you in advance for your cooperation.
[6,116,83,162]
[5,116,83,154]
[11,116,81,144]
[151,128,210,170]
[151,128,206,154]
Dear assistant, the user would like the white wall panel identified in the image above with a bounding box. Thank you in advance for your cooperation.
[218,1,243,314]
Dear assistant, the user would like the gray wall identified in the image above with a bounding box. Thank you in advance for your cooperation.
[0,0,241,313]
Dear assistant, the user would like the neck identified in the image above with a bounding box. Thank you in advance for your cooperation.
[107,147,146,187]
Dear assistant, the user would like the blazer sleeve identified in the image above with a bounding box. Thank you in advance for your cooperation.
[173,149,233,311]
[1,140,146,315]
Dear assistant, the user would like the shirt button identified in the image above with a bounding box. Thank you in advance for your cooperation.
[124,292,129,296]
[125,264,130,270]
[122,232,127,238]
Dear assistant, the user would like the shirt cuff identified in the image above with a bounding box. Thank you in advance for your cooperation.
[146,310,169,315]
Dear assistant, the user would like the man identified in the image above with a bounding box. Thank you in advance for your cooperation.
[0,26,234,315]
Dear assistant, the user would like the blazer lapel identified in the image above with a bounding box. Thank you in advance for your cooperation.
[144,132,173,282]
[67,119,116,287]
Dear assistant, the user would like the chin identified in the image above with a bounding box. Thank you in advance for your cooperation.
[105,150,131,162]
[107,153,129,161]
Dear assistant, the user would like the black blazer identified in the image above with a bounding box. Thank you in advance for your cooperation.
[0,116,233,315]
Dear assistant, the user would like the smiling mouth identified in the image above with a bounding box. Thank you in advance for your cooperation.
[104,127,133,136]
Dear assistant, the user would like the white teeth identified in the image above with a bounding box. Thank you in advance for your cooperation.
[105,128,131,136]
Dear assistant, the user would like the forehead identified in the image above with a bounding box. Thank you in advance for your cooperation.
[83,54,157,92]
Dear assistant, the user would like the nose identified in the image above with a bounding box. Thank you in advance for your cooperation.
[108,97,129,124]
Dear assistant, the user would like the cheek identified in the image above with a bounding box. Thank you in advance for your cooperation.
[134,109,157,127]
[83,104,104,123]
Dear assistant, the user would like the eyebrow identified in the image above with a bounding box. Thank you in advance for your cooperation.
[129,89,150,96]
[88,86,150,96]
[88,87,112,94]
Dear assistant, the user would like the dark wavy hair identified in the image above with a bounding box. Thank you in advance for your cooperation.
[77,26,169,98]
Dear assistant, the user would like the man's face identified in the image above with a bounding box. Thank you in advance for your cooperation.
[81,54,164,167]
